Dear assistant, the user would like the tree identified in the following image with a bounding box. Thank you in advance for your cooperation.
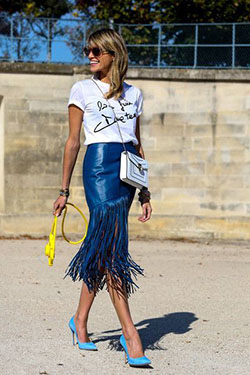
[75,0,250,23]
[0,5,40,62]
[23,1,73,61]
[0,1,73,61]
[74,0,250,68]
[75,0,157,24]
[155,0,250,23]
[23,0,72,18]
[0,0,72,18]
[0,1,30,14]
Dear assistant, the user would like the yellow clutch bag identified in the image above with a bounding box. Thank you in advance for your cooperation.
[45,202,88,266]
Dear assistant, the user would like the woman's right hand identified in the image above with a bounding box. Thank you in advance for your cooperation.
[53,196,68,217]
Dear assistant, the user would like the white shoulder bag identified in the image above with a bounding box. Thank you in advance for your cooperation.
[91,78,148,190]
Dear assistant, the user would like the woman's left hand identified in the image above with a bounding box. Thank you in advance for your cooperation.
[138,202,152,222]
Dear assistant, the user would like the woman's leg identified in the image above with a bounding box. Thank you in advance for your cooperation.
[74,282,96,343]
[107,274,144,358]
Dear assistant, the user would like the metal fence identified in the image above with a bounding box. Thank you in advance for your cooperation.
[0,14,250,68]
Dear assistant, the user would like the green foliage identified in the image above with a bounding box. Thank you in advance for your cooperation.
[1,0,250,66]
[75,0,157,23]
[23,0,73,18]
[2,0,250,23]
[73,0,250,68]
[0,1,29,14]
[0,0,72,18]
[75,0,250,23]
[156,0,250,23]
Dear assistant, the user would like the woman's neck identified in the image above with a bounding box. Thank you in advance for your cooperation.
[96,71,111,84]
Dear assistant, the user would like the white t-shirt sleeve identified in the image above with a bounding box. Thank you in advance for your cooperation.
[136,88,143,117]
[68,81,85,112]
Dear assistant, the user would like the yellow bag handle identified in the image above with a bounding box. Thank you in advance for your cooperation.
[61,202,88,244]
[45,202,88,266]
[45,215,57,266]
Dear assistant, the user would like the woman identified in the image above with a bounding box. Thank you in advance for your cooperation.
[53,28,152,367]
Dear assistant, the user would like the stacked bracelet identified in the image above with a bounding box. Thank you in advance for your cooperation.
[60,188,70,198]
[138,187,151,206]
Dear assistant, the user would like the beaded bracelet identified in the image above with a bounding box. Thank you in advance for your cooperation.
[138,188,151,206]
[60,188,70,198]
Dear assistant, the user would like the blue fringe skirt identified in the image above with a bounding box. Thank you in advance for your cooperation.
[65,142,144,296]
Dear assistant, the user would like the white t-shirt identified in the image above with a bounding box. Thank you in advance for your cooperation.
[68,76,143,146]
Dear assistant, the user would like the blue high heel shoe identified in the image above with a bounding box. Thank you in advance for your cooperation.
[69,316,97,351]
[120,334,151,367]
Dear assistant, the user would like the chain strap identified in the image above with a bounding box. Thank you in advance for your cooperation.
[91,77,127,153]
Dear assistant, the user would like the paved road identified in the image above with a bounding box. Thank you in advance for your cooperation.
[0,239,250,375]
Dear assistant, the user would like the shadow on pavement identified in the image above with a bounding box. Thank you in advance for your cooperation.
[97,312,198,351]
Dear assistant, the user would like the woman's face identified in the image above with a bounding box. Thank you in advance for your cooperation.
[87,44,114,76]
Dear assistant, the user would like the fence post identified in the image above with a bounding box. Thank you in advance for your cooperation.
[157,23,161,68]
[10,16,14,61]
[193,24,198,68]
[83,22,86,64]
[109,18,114,29]
[232,23,235,69]
[47,18,51,63]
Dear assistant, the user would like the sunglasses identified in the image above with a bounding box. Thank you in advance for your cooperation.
[83,46,114,57]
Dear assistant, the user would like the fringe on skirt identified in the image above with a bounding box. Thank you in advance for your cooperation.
[64,142,144,297]
[64,194,144,296]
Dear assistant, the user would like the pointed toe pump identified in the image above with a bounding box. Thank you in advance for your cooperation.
[69,316,97,351]
[120,334,151,367]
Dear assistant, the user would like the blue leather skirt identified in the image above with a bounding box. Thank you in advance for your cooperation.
[65,142,144,296]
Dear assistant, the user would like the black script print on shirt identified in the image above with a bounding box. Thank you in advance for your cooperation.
[94,99,136,133]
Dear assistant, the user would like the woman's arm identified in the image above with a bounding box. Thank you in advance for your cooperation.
[135,116,152,223]
[53,104,83,216]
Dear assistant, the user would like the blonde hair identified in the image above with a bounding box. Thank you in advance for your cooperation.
[88,28,128,99]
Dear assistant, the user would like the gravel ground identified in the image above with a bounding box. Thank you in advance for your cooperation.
[0,238,250,375]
